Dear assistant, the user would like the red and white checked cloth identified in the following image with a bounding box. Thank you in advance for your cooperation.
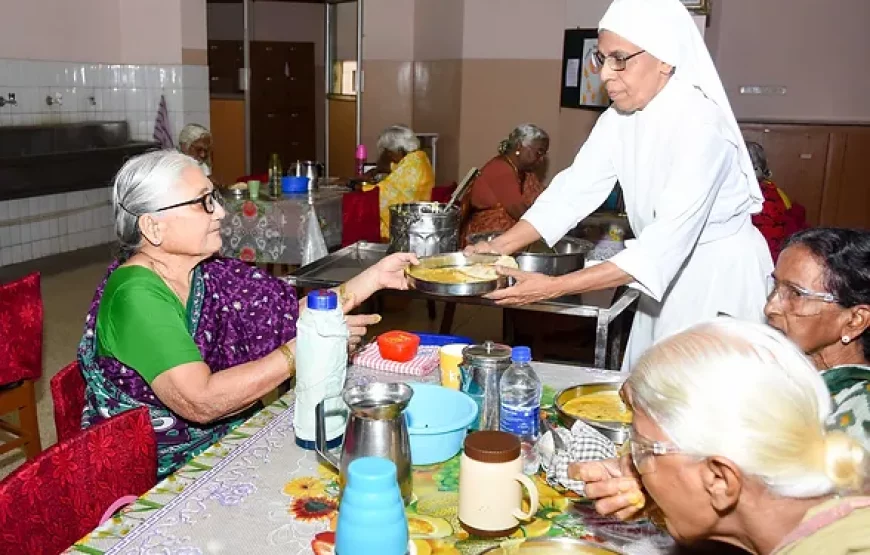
[352,343,440,376]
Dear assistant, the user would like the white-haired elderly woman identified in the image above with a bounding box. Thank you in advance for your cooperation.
[178,123,213,177]
[77,150,417,477]
[465,123,549,239]
[570,319,869,555]
[363,124,435,240]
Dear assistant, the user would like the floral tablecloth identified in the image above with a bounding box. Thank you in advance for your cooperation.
[67,363,672,555]
[220,191,346,265]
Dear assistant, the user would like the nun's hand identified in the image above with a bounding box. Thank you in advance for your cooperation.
[463,241,500,256]
[484,266,561,305]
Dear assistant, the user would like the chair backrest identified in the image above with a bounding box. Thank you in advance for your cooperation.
[0,272,43,384]
[0,407,157,555]
[430,182,457,204]
[50,361,87,443]
[341,187,382,246]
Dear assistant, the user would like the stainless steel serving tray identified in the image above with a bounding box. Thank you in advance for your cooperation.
[405,252,508,297]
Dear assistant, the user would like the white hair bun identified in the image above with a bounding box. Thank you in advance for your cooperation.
[823,431,868,492]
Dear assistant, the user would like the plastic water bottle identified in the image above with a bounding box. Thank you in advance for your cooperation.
[499,346,542,474]
[294,289,349,450]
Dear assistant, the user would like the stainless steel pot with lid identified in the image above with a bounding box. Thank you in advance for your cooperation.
[388,202,460,257]
[459,340,513,431]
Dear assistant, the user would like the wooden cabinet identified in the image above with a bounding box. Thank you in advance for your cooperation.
[207,40,243,95]
[207,39,317,175]
[740,123,870,229]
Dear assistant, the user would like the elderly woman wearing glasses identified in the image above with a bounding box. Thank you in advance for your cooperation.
[78,150,417,477]
[467,0,772,371]
[764,227,870,451]
[574,319,869,554]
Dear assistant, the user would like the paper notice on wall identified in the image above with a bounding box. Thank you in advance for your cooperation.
[565,58,580,88]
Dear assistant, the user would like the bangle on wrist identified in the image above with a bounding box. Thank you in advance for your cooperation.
[278,344,295,376]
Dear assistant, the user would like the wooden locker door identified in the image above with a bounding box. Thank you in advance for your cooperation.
[820,129,870,229]
[757,126,830,226]
[249,41,316,174]
[208,40,242,95]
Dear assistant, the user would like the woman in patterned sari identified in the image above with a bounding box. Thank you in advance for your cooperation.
[765,227,870,451]
[464,124,549,241]
[78,150,416,477]
[364,124,435,240]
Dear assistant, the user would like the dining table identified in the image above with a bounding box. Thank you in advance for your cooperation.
[66,362,673,555]
[219,187,349,266]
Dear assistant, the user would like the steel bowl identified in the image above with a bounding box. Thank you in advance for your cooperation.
[555,380,630,445]
[226,187,247,200]
[479,537,624,554]
[406,252,508,296]
[466,233,593,276]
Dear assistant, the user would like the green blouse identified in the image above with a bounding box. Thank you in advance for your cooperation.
[96,266,203,383]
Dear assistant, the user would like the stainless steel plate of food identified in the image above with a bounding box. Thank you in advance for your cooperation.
[479,537,624,554]
[405,252,517,296]
[555,379,631,445]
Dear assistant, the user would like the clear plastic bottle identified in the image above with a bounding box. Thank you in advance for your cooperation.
[499,346,542,474]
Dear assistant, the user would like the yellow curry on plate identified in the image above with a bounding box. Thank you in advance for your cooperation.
[561,391,633,424]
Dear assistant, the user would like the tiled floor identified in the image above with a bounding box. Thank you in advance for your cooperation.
[0,249,506,479]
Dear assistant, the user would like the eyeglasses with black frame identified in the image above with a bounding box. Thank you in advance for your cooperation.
[589,49,646,73]
[154,189,224,215]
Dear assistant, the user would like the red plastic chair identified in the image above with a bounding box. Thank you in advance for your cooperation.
[235,172,268,184]
[0,407,157,555]
[0,272,44,461]
[341,187,382,246]
[50,361,87,443]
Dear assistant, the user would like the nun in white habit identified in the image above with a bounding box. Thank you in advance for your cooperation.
[472,0,773,370]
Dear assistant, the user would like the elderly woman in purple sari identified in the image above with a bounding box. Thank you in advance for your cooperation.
[78,150,416,477]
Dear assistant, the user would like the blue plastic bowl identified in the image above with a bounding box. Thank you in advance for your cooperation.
[281,175,309,194]
[405,383,479,465]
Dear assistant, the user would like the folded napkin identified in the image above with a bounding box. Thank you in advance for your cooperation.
[352,343,440,376]
[538,419,617,495]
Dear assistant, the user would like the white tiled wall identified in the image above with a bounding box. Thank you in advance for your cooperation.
[0,189,115,267]
[0,59,210,141]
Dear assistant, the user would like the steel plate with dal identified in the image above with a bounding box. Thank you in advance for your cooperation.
[406,252,508,296]
[479,538,624,554]
[555,379,630,445]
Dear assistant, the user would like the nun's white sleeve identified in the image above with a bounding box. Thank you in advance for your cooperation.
[609,123,731,302]
[522,116,617,246]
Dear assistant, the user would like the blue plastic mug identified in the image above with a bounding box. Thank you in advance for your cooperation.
[335,457,416,555]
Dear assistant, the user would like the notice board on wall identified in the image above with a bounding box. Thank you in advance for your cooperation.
[560,28,609,111]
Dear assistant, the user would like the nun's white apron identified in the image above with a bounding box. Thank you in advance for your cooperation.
[524,78,773,370]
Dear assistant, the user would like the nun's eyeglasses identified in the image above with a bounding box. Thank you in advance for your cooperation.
[590,49,646,73]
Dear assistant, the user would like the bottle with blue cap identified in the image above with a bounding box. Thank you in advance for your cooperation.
[499,346,542,474]
[294,289,349,450]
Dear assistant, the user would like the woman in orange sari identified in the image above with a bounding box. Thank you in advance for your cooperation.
[465,124,549,240]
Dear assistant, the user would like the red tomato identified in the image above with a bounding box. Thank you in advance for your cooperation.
[377,331,420,362]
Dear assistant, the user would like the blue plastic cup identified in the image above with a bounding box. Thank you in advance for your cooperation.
[336,457,414,555]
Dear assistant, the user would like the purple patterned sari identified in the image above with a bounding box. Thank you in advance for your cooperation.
[78,257,299,477]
